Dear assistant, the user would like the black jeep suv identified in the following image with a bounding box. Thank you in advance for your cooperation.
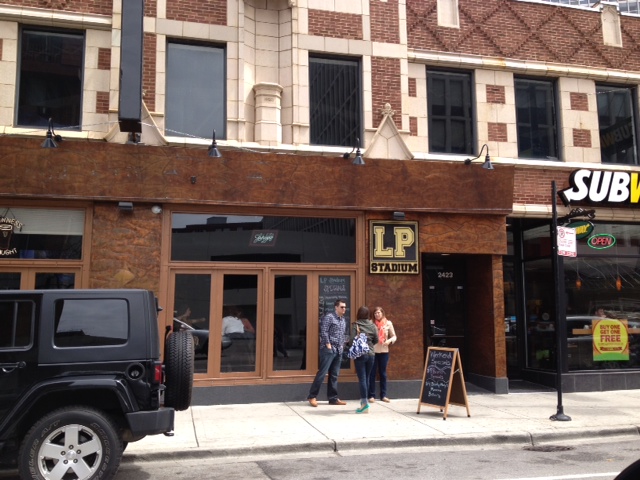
[0,289,194,480]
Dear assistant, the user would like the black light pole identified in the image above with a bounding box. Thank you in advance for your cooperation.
[550,181,571,422]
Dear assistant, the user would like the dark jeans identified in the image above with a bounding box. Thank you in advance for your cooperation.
[307,346,342,401]
[368,352,390,399]
[354,353,375,404]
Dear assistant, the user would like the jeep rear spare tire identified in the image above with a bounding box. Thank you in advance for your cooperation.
[18,406,122,480]
[164,330,194,411]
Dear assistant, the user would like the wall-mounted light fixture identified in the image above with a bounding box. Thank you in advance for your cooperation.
[464,144,493,170]
[208,129,222,157]
[118,201,134,212]
[343,138,365,165]
[41,118,63,148]
[393,211,406,220]
[127,132,141,144]
[151,205,162,214]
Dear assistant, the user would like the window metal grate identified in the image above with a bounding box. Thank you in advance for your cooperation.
[309,56,362,148]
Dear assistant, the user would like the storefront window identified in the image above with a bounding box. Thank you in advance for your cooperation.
[524,257,555,370]
[0,208,84,260]
[171,214,356,263]
[503,227,519,374]
[521,221,640,371]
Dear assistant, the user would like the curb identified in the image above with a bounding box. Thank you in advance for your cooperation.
[122,426,639,463]
[122,440,336,463]
[334,432,533,452]
[529,426,640,444]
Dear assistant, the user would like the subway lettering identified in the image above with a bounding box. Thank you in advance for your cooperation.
[559,169,640,206]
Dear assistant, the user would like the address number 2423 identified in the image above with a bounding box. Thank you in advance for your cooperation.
[437,272,454,279]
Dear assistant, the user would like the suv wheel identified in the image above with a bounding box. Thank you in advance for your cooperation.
[18,406,122,480]
[164,330,194,411]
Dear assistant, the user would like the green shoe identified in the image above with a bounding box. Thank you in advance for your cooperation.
[355,404,370,414]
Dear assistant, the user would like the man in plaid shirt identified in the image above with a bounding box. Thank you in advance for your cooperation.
[307,299,348,407]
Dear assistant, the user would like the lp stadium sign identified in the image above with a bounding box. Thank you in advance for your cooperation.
[370,221,419,274]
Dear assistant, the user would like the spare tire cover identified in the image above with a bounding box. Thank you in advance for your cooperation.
[164,330,194,411]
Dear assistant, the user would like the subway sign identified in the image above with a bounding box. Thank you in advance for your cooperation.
[566,220,594,240]
[559,169,640,207]
[370,221,419,274]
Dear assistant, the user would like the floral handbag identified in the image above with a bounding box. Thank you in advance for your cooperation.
[347,325,370,359]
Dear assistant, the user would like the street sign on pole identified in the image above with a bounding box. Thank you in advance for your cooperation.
[550,181,571,422]
[557,226,577,258]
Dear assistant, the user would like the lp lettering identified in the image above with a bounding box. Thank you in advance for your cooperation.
[369,221,419,275]
[373,226,415,258]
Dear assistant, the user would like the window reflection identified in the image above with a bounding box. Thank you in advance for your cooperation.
[221,274,258,373]
[171,214,355,263]
[173,274,211,374]
[522,222,640,371]
[273,275,307,372]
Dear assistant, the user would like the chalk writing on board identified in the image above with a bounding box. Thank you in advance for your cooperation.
[418,347,471,419]
[421,349,454,407]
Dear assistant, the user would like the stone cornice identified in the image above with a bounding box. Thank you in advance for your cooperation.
[0,5,111,29]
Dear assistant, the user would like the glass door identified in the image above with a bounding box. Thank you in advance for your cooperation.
[220,273,259,374]
[170,270,261,377]
[422,255,468,362]
[169,269,355,380]
[271,274,308,372]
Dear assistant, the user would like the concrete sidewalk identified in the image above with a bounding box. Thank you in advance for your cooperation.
[125,387,640,462]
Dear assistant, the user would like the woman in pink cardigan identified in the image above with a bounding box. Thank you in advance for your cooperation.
[368,306,397,403]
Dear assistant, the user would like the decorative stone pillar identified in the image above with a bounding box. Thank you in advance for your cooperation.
[253,82,283,146]
[601,2,622,48]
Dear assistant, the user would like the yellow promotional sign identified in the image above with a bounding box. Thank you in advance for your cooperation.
[593,319,629,361]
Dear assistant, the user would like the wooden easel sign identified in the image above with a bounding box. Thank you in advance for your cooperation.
[417,347,470,420]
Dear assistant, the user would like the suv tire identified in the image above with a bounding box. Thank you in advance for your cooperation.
[164,330,194,411]
[18,406,123,480]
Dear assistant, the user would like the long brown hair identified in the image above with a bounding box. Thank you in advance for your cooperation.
[356,305,370,321]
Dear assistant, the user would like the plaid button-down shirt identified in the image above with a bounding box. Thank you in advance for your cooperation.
[319,310,347,354]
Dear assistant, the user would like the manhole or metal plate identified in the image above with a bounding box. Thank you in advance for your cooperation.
[523,445,575,452]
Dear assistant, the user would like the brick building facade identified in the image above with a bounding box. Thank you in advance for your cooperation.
[1,0,640,402]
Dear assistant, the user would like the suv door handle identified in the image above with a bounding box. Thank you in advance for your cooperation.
[1,361,26,373]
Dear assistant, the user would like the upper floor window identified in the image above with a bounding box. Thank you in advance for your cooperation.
[309,55,362,148]
[597,85,638,165]
[515,78,558,160]
[427,70,473,154]
[166,42,226,139]
[17,28,84,129]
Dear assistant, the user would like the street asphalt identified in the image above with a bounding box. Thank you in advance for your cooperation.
[125,384,640,462]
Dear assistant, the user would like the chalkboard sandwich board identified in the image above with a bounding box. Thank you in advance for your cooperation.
[417,347,470,420]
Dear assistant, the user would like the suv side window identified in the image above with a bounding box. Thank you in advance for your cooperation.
[0,300,34,349]
[54,299,129,347]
